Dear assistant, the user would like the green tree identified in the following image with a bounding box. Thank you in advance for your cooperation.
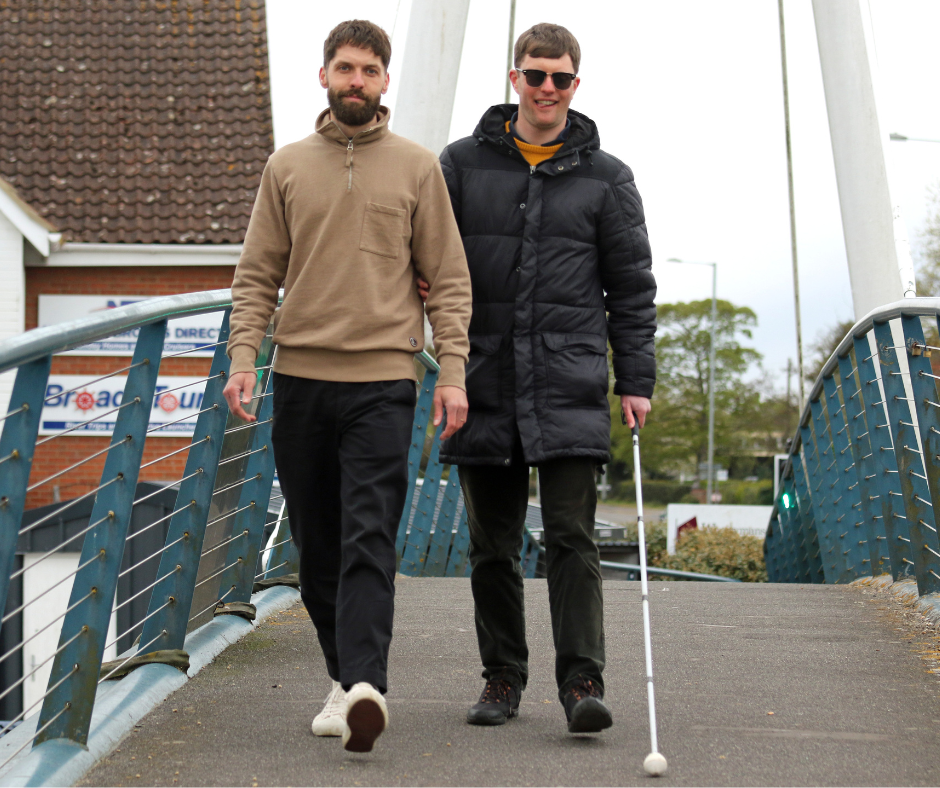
[803,318,855,385]
[611,299,765,479]
[916,184,940,296]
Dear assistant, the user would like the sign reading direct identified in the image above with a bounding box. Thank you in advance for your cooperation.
[38,295,223,357]
[40,375,208,437]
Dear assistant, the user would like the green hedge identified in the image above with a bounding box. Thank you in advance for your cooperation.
[612,480,693,505]
[717,479,774,506]
[611,478,773,507]
[623,519,669,564]
[658,526,767,582]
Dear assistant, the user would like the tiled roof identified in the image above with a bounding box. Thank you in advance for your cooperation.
[0,1,274,245]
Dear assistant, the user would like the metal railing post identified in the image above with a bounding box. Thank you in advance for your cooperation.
[791,451,825,582]
[898,316,940,585]
[216,376,276,602]
[821,372,871,577]
[781,475,812,581]
[810,391,860,581]
[853,334,911,579]
[36,321,167,745]
[445,506,471,577]
[765,518,781,582]
[422,467,461,577]
[774,484,794,582]
[400,424,445,576]
[838,349,891,576]
[0,355,52,618]
[396,367,437,560]
[872,320,940,595]
[138,312,232,652]
[801,415,849,583]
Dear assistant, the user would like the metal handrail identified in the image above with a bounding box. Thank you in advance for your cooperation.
[778,297,940,484]
[599,559,742,582]
[0,290,234,374]
[0,288,440,375]
[767,297,940,589]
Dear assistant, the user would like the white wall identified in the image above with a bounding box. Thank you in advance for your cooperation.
[22,554,117,713]
[0,213,25,415]
[665,504,774,555]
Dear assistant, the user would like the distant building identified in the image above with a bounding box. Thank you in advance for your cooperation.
[0,0,274,507]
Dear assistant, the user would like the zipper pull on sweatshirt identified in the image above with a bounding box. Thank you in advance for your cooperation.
[346,139,354,191]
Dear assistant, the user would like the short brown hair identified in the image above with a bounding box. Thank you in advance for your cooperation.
[513,23,581,73]
[323,20,392,70]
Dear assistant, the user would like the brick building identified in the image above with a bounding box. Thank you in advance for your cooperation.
[0,0,274,508]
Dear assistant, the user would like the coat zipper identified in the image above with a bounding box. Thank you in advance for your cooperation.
[346,139,354,191]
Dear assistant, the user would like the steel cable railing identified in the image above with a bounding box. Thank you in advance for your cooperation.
[0,293,288,757]
[0,287,484,773]
[767,298,940,595]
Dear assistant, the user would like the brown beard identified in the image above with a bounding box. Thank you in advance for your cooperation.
[327,86,381,128]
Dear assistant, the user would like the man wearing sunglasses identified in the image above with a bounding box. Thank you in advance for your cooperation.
[431,22,657,733]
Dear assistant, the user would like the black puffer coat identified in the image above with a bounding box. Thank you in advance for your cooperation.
[439,105,656,466]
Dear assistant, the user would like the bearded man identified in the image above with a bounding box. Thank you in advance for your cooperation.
[223,19,472,753]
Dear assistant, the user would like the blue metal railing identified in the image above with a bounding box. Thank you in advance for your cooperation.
[0,289,487,771]
[765,298,940,594]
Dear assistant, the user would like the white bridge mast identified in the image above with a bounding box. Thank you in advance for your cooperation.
[812,0,916,317]
[393,0,471,155]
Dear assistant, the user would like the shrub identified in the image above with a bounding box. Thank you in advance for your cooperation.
[657,526,767,582]
[623,518,669,565]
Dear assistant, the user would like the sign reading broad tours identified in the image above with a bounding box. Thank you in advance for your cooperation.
[40,375,208,437]
[38,295,223,357]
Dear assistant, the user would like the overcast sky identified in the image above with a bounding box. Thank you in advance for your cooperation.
[265,0,940,392]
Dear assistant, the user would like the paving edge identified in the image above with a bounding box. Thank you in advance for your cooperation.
[0,585,301,788]
[851,574,940,623]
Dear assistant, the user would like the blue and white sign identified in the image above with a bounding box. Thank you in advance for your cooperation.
[39,375,208,437]
[38,296,223,357]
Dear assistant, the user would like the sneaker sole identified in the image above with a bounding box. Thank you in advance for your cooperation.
[344,697,386,752]
[311,717,345,737]
[567,698,613,734]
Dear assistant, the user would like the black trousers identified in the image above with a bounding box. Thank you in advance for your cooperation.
[271,373,416,694]
[460,450,605,701]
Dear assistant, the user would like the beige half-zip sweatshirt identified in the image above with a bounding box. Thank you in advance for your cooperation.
[227,106,472,389]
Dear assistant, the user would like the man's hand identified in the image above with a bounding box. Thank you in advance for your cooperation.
[417,276,430,304]
[223,371,258,422]
[621,395,651,429]
[434,385,468,440]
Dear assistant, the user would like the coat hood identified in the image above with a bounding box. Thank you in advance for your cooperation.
[472,104,601,154]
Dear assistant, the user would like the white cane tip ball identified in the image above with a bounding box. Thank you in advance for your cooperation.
[643,752,668,776]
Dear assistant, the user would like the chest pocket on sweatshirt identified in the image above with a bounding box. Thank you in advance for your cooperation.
[360,202,406,259]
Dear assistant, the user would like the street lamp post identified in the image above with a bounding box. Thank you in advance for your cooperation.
[889,133,940,143]
[667,258,718,505]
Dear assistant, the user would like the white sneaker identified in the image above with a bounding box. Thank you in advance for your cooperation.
[342,682,388,753]
[311,680,347,737]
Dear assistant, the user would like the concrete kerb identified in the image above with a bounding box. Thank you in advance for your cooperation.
[0,585,301,788]
[852,573,940,622]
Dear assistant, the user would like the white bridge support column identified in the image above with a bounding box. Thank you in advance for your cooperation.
[392,0,471,154]
[812,0,911,318]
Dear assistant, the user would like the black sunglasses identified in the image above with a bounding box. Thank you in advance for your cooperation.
[516,69,577,90]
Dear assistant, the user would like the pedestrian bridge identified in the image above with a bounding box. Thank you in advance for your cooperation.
[1,291,940,786]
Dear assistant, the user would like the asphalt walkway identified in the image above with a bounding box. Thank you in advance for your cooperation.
[81,579,940,787]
